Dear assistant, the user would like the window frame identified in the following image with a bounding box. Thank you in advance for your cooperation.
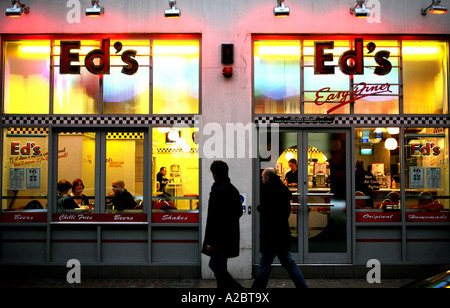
[252,35,449,116]
[1,34,202,116]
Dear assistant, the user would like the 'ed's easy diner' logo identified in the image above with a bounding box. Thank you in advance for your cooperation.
[314,38,393,113]
[60,39,139,75]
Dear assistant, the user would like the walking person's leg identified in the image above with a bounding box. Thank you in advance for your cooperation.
[209,255,242,289]
[278,251,308,288]
[252,252,276,289]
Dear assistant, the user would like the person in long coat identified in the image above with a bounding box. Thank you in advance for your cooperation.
[252,168,307,288]
[202,160,243,289]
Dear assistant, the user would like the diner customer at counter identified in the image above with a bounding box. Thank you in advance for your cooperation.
[108,179,136,210]
[57,179,72,209]
[62,179,90,209]
[157,167,171,197]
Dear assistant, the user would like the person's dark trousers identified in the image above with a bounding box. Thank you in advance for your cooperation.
[209,255,243,289]
[252,251,308,289]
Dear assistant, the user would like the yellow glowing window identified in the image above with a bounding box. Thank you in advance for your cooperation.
[254,40,301,114]
[4,41,50,114]
[403,41,449,114]
[152,40,200,114]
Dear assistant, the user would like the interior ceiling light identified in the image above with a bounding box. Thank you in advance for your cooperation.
[274,0,290,17]
[385,138,398,150]
[5,0,29,17]
[350,0,370,18]
[165,0,181,18]
[86,0,104,17]
[421,0,448,15]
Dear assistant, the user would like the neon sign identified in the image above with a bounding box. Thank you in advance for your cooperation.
[60,39,139,75]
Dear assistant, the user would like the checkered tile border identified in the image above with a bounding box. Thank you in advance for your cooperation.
[254,116,450,126]
[1,116,197,126]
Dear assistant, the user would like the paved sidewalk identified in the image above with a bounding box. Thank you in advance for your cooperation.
[1,278,413,288]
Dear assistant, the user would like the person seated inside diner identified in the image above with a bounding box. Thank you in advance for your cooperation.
[283,158,298,187]
[63,178,90,209]
[108,179,136,211]
[156,167,171,197]
[57,179,72,209]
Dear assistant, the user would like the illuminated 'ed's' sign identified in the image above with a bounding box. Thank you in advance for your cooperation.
[60,39,139,75]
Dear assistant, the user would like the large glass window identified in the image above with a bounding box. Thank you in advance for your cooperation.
[151,127,199,223]
[105,132,144,213]
[2,128,48,212]
[403,41,449,114]
[4,41,50,114]
[57,132,96,212]
[103,41,150,114]
[353,40,400,114]
[53,40,101,114]
[405,128,449,220]
[3,37,199,115]
[354,127,401,222]
[152,40,200,114]
[254,37,448,115]
[303,40,351,114]
[254,40,301,114]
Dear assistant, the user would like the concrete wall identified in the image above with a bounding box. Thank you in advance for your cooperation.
[1,0,449,279]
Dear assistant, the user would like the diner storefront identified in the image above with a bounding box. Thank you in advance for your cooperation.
[1,0,449,280]
[253,37,450,272]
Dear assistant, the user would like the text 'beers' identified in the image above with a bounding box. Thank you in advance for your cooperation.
[60,39,139,75]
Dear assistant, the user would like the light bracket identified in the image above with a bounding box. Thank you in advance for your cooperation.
[421,0,448,15]
[86,0,104,17]
[5,0,29,17]
[350,0,370,18]
[165,0,181,18]
[274,0,290,17]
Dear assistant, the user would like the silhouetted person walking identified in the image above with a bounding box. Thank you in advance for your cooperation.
[202,161,243,289]
[252,168,307,289]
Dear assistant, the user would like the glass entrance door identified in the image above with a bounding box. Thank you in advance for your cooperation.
[258,129,351,264]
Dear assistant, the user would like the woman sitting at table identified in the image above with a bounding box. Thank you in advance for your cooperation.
[63,178,90,209]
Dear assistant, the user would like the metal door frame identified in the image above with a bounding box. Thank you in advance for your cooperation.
[255,127,351,264]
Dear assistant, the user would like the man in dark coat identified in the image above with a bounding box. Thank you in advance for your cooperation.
[252,168,307,289]
[202,160,243,289]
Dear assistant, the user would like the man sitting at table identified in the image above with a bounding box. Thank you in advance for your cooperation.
[109,179,136,210]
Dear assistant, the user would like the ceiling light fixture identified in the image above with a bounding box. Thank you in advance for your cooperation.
[5,0,29,17]
[274,0,290,17]
[165,0,181,18]
[421,0,448,15]
[86,0,104,17]
[350,0,370,18]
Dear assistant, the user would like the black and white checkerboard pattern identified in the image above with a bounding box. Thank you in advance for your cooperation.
[254,116,450,126]
[1,116,197,126]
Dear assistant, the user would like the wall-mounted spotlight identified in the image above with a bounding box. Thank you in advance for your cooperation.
[5,0,29,17]
[86,0,104,17]
[421,0,448,15]
[274,0,290,17]
[350,0,370,18]
[165,0,181,18]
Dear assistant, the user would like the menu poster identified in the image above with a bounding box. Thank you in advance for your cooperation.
[9,168,25,190]
[26,168,41,190]
[426,167,441,189]
[409,167,424,189]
